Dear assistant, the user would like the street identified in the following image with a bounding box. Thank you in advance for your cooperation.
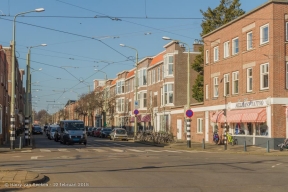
[1,134,288,192]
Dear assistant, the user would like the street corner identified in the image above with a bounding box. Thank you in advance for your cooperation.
[0,170,48,189]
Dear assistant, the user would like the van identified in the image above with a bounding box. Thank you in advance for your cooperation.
[59,120,87,145]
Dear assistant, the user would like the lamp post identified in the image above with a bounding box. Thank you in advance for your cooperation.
[25,44,46,146]
[120,44,138,139]
[95,69,108,127]
[162,37,191,148]
[11,8,44,150]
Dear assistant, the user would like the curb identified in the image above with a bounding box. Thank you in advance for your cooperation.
[0,173,47,185]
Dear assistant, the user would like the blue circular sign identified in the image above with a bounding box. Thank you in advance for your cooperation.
[186,109,193,118]
[134,109,139,115]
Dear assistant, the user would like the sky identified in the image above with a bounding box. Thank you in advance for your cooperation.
[0,0,268,114]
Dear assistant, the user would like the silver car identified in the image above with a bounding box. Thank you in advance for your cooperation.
[109,128,128,141]
[49,126,59,140]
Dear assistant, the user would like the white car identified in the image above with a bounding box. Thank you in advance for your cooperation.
[109,128,128,141]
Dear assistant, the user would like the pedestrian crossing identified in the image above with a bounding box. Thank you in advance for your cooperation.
[21,148,206,154]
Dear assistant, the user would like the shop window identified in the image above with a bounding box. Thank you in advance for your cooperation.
[233,123,245,135]
[256,122,268,136]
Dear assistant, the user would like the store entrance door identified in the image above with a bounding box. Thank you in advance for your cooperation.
[177,119,182,140]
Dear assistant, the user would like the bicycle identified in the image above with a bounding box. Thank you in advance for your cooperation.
[226,132,237,146]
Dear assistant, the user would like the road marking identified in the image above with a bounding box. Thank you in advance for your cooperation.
[31,156,44,160]
[113,143,127,147]
[40,149,51,152]
[110,149,124,152]
[127,149,145,153]
[58,149,70,152]
[12,156,21,157]
[272,166,275,168]
[75,149,88,152]
[92,149,106,152]
[163,150,182,153]
[145,149,162,153]
[21,150,32,153]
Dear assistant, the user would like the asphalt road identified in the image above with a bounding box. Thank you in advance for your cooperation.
[1,133,288,192]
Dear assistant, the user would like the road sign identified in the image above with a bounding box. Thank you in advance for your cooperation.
[134,100,139,109]
[134,109,139,115]
[186,109,193,118]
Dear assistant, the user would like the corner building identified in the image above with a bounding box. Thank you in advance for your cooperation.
[188,0,288,149]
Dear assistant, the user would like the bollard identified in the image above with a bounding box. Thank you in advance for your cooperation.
[244,141,247,152]
[267,140,270,153]
[202,138,205,149]
[19,136,22,149]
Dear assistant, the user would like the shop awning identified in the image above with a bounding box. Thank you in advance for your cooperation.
[211,108,267,123]
[130,115,141,123]
[141,114,151,122]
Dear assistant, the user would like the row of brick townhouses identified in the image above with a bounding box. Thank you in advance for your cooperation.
[179,0,288,149]
[0,45,25,145]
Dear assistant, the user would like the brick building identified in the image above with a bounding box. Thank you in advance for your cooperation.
[185,0,288,149]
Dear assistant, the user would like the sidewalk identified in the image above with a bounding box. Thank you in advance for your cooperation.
[0,134,33,153]
[0,170,46,187]
[135,140,288,156]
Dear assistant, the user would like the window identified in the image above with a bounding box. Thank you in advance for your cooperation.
[256,122,268,136]
[247,32,253,50]
[205,50,209,64]
[260,63,269,89]
[197,118,203,133]
[163,84,173,105]
[138,92,147,108]
[213,77,219,97]
[148,71,151,85]
[163,54,174,77]
[214,46,219,62]
[138,68,147,86]
[158,67,160,82]
[152,69,155,84]
[286,22,288,41]
[232,71,239,94]
[247,68,253,92]
[205,84,208,100]
[116,98,124,112]
[232,37,239,55]
[224,41,229,58]
[260,24,269,44]
[162,65,164,80]
[116,80,124,94]
[160,88,163,106]
[223,74,229,96]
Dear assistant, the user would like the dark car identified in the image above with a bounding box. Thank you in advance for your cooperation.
[94,128,102,137]
[100,128,112,138]
[91,127,98,136]
[54,126,61,142]
[32,126,43,135]
[87,127,93,136]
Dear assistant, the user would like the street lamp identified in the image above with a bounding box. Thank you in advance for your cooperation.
[162,36,191,148]
[95,69,108,127]
[11,8,44,150]
[25,43,46,146]
[120,44,138,140]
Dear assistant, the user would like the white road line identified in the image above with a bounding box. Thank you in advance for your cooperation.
[272,166,275,168]
[113,143,127,147]
[40,149,51,152]
[145,149,162,153]
[127,149,145,153]
[31,156,44,160]
[92,149,106,152]
[58,149,70,152]
[75,149,88,152]
[110,149,124,152]
[12,156,21,157]
[21,150,32,153]
[163,150,182,153]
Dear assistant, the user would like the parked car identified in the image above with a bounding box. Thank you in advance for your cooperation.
[54,126,62,142]
[99,128,112,138]
[32,126,43,135]
[93,128,102,137]
[91,127,98,136]
[109,128,128,141]
[46,126,51,138]
[87,127,93,136]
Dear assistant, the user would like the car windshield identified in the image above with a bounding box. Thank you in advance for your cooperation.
[103,128,112,132]
[34,127,41,130]
[64,122,85,130]
[51,127,57,132]
[116,129,126,134]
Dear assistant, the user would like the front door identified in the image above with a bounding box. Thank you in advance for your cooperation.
[177,119,182,140]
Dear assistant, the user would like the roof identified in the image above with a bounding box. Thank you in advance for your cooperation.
[150,51,165,67]
[111,78,117,86]
[126,69,135,79]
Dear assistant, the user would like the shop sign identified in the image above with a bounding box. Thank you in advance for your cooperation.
[233,99,267,109]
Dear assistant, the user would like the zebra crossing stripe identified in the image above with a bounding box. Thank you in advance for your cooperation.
[145,149,162,153]
[75,149,88,152]
[127,149,145,153]
[163,150,182,153]
[58,149,70,152]
[92,149,105,152]
[40,149,51,152]
[110,149,124,152]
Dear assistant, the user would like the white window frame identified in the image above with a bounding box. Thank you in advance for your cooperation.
[205,50,209,64]
[163,83,173,105]
[214,46,219,62]
[160,87,163,106]
[232,71,239,95]
[213,77,219,98]
[232,37,239,55]
[247,68,253,92]
[116,98,125,112]
[197,118,203,133]
[260,63,269,90]
[223,74,229,96]
[247,31,253,50]
[260,23,269,45]
[138,68,147,87]
[116,80,124,95]
[205,84,208,100]
[152,69,155,84]
[224,41,229,58]
[286,22,288,42]
[163,54,174,77]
